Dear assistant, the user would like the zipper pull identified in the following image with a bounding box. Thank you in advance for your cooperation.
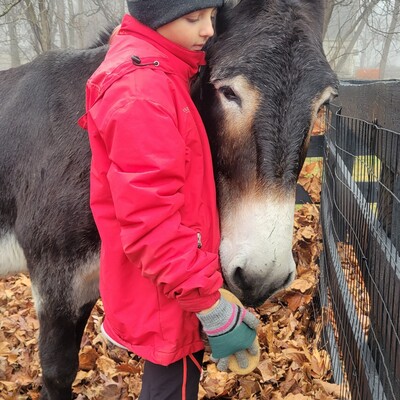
[197,232,202,249]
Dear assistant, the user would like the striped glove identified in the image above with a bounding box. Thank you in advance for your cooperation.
[196,296,259,371]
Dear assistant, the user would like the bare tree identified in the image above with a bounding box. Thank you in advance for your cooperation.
[23,0,53,54]
[379,0,400,78]
[91,0,120,25]
[6,5,20,66]
[328,0,380,68]
[0,0,23,18]
[0,0,127,69]
[55,0,68,48]
[324,0,400,79]
[323,0,349,39]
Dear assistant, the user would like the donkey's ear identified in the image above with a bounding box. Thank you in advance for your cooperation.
[299,0,326,39]
[302,0,326,21]
[216,0,242,35]
[222,0,242,10]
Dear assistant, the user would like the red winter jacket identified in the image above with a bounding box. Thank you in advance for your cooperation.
[79,15,223,365]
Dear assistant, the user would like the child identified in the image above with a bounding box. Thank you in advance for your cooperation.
[79,1,259,398]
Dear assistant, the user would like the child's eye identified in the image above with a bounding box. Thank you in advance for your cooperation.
[185,12,200,23]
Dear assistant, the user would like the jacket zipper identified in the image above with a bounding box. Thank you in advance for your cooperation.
[197,232,202,249]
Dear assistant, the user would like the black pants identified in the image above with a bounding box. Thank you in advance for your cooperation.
[139,350,204,400]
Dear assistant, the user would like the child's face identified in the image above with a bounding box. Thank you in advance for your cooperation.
[157,8,217,51]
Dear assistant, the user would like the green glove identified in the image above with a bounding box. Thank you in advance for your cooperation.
[196,296,259,371]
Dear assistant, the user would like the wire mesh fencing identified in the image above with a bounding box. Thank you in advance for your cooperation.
[319,103,400,400]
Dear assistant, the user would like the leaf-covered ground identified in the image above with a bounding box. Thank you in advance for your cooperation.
[1,121,341,399]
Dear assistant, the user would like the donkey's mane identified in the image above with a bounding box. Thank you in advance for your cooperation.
[88,25,117,49]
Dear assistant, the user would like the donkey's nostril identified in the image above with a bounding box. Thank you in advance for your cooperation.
[268,272,293,296]
[233,267,252,289]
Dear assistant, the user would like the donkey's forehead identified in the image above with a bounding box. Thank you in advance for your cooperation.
[211,0,333,87]
[210,33,329,79]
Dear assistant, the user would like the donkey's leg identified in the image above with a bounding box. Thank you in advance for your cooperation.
[38,309,81,400]
[31,255,100,400]
[37,301,97,400]
[75,301,97,349]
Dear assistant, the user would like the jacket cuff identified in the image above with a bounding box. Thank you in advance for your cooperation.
[177,290,221,313]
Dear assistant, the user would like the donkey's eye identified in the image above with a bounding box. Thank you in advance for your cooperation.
[218,85,241,105]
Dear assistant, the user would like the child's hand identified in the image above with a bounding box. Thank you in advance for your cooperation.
[209,338,259,372]
[196,294,259,371]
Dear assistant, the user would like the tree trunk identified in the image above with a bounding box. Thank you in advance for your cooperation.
[24,0,42,55]
[77,0,85,48]
[7,10,21,67]
[328,0,380,66]
[335,16,367,72]
[379,0,400,79]
[97,0,116,24]
[56,0,68,48]
[323,0,336,39]
[67,0,76,47]
[38,0,52,51]
[0,0,24,18]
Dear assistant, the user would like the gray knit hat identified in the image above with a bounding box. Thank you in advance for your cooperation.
[127,0,224,29]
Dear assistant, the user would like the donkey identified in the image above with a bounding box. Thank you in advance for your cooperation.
[0,0,338,399]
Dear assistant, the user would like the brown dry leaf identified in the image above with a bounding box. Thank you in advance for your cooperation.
[202,363,236,398]
[298,173,322,203]
[0,342,10,356]
[309,349,331,379]
[27,390,40,400]
[79,346,99,371]
[198,384,207,399]
[258,300,282,317]
[281,348,308,366]
[16,274,32,287]
[237,377,260,399]
[263,318,278,354]
[284,293,313,312]
[73,369,96,386]
[96,355,117,376]
[126,374,142,398]
[295,225,317,242]
[116,362,141,375]
[301,161,321,176]
[98,373,125,399]
[312,110,326,135]
[258,358,276,383]
[0,381,18,392]
[313,379,342,397]
[279,375,297,397]
[287,278,314,294]
[283,394,311,399]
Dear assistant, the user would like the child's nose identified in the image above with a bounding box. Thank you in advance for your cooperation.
[200,19,215,39]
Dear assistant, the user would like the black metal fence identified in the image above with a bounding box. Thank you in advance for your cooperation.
[319,81,400,400]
